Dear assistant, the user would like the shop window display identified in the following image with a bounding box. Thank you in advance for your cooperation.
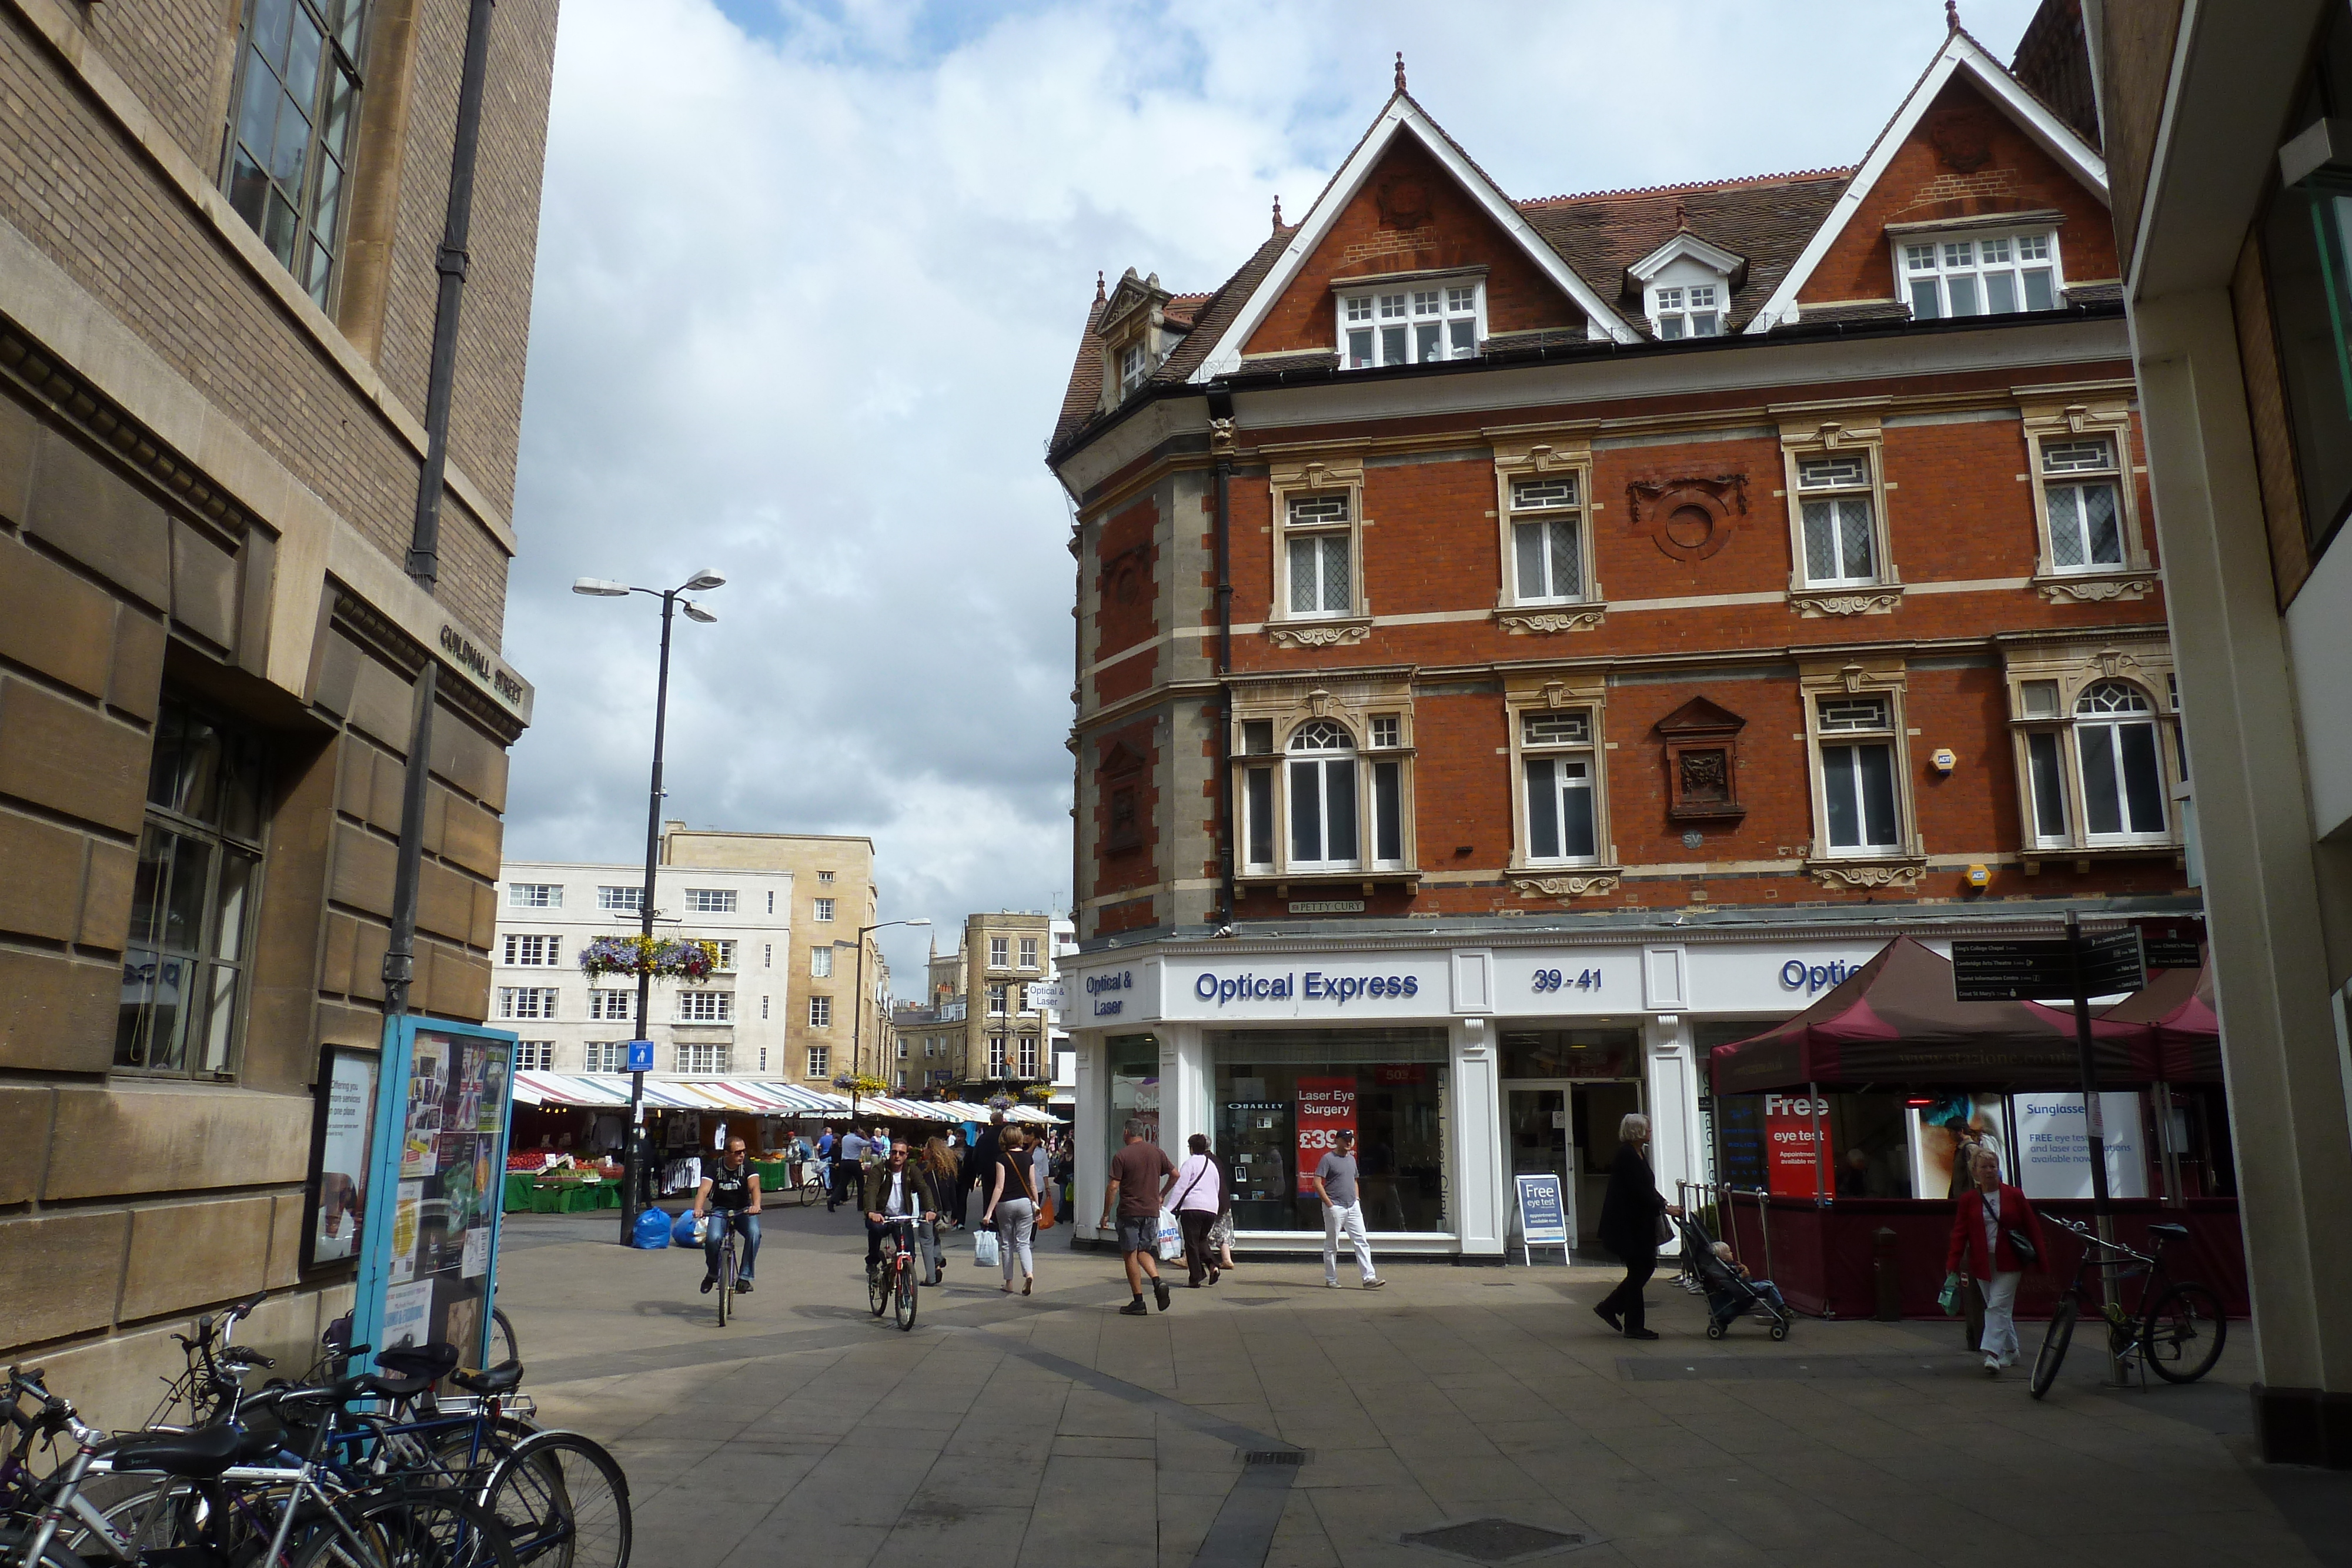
[1210,1028,1448,1233]
[1105,1034,1161,1169]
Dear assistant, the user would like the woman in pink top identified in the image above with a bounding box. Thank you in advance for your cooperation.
[1170,1134,1224,1288]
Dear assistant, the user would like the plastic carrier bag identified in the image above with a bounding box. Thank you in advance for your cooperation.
[1156,1214,1185,1262]
[974,1227,1001,1268]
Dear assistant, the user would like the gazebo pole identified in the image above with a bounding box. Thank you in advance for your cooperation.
[2065,911,2126,1383]
[1808,1082,1828,1207]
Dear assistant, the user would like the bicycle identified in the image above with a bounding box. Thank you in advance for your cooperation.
[867,1217,920,1332]
[789,1161,824,1208]
[2028,1215,2227,1399]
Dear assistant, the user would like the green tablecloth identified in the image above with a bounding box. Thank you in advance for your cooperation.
[754,1161,794,1189]
[506,1176,622,1213]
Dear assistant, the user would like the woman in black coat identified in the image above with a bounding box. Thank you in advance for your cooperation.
[1594,1111,1679,1339]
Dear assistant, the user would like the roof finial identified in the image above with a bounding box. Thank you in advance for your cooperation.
[1675,198,1688,230]
[1271,194,1284,233]
[1094,270,1105,304]
[1394,51,1406,93]
[1945,0,1959,31]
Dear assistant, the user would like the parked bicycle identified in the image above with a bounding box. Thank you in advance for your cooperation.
[793,1162,825,1208]
[2028,1215,2226,1399]
[867,1216,921,1332]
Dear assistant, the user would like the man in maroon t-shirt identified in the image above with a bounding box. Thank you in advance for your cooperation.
[1100,1119,1177,1315]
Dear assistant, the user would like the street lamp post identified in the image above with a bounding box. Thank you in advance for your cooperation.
[574,569,726,1244]
[836,918,930,1091]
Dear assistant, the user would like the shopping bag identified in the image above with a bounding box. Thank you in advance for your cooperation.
[1035,1195,1056,1232]
[974,1228,1001,1269]
[1155,1214,1185,1262]
[1937,1271,1962,1316]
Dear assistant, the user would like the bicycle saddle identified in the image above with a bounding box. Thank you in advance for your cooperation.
[374,1343,460,1385]
[97,1423,243,1479]
[2147,1222,2190,1239]
[450,1360,523,1396]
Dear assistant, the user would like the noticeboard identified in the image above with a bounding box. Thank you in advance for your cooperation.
[353,1017,519,1372]
[300,1044,379,1271]
[1514,1173,1570,1265]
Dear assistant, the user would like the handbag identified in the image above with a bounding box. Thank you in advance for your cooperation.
[974,1228,1001,1268]
[2007,1229,2039,1267]
[1655,1209,1675,1246]
[1036,1194,1056,1231]
[1155,1213,1185,1262]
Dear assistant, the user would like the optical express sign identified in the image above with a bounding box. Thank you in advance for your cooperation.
[1081,962,1442,1020]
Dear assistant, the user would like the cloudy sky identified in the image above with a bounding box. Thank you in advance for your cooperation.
[499,0,2045,986]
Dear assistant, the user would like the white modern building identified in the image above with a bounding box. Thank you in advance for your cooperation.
[490,860,794,1078]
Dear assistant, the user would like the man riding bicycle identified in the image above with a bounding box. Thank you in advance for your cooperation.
[861,1139,938,1284]
[696,1136,762,1294]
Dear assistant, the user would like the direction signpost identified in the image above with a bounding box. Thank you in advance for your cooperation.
[1952,917,2144,1382]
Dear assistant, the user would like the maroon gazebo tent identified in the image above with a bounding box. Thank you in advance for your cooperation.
[1710,935,2147,1095]
[2099,957,2223,1084]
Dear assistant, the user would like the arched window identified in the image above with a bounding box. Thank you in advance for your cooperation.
[2073,681,2167,841]
[1287,721,1358,869]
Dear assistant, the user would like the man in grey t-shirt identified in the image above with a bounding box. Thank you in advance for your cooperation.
[1310,1130,1384,1290]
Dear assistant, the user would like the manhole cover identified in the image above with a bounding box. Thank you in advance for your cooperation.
[1401,1518,1587,1564]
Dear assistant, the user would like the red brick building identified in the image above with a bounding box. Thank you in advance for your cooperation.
[1048,28,2204,1260]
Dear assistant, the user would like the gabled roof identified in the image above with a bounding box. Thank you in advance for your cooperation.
[1742,25,2108,334]
[1184,91,1639,380]
[1626,230,1747,285]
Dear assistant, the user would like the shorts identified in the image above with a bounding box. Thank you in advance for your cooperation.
[1116,1215,1161,1255]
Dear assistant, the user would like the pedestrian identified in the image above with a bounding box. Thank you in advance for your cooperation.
[983,1126,1040,1296]
[1030,1129,1056,1228]
[1946,1145,2050,1376]
[1100,1119,1176,1315]
[1170,1133,1222,1286]
[916,1135,959,1279]
[1942,1115,1989,1347]
[1211,1169,1240,1273]
[1310,1130,1383,1289]
[861,1139,939,1283]
[1593,1112,1679,1339]
[960,1111,1005,1231]
[829,1122,867,1212]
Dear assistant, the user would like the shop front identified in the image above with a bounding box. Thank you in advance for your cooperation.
[1063,926,1912,1261]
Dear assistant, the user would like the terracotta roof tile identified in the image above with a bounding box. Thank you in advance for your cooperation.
[1050,297,1107,452]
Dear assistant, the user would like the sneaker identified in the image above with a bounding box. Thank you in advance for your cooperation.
[700,1274,717,1295]
[1362,1279,1386,1290]
[734,1278,753,1294]
[1119,1300,1150,1316]
[1325,1280,1340,1289]
[1983,1354,2002,1377]
[1154,1281,1172,1312]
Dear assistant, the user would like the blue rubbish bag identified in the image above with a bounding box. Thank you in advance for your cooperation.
[670,1212,707,1249]
[629,1208,671,1250]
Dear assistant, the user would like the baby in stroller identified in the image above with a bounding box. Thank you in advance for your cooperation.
[1674,1215,1793,1341]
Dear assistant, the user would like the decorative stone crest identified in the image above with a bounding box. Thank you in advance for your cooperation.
[1626,474,1748,563]
[1267,621,1370,648]
[2037,576,2157,604]
[1498,609,1605,634]
[1512,874,1620,901]
[1809,861,1926,891]
[1790,589,1904,618]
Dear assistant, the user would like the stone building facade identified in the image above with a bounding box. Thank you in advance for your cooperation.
[1047,29,2205,1258]
[2065,0,2352,1467]
[0,0,557,1423]
[898,911,1058,1093]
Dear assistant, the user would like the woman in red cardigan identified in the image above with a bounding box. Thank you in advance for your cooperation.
[1946,1145,2052,1376]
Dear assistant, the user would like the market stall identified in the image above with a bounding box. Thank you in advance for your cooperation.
[1704,937,2240,1320]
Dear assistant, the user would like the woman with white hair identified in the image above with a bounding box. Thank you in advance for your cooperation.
[1945,1144,2050,1375]
[1594,1111,1679,1339]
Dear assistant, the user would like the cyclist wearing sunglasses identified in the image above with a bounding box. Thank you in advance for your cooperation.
[696,1136,762,1293]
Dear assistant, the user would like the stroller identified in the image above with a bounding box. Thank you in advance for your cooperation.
[1674,1214,1793,1342]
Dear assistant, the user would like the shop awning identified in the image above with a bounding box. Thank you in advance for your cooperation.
[2099,957,2223,1083]
[1709,935,2153,1095]
[511,1071,633,1108]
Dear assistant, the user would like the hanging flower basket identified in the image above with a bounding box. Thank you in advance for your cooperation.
[577,935,718,981]
[832,1072,891,1099]
[985,1091,1018,1112]
[1021,1084,1054,1103]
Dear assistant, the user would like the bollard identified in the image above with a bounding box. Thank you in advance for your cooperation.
[1872,1227,1902,1322]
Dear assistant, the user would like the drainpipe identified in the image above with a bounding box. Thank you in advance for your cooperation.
[1207,383,1236,928]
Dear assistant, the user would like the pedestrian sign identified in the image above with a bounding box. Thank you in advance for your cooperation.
[1514,1173,1570,1267]
[626,1039,654,1072]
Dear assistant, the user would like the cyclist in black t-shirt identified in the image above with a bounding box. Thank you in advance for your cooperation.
[695,1137,763,1293]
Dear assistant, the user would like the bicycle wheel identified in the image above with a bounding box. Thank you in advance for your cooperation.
[868,1244,891,1318]
[288,1488,519,1568]
[2142,1282,2227,1384]
[1,1526,96,1568]
[488,1309,520,1369]
[716,1236,734,1329]
[894,1257,918,1333]
[798,1174,820,1208]
[478,1430,630,1568]
[430,1413,543,1486]
[2029,1299,2077,1400]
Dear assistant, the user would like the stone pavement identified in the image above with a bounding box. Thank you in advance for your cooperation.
[495,1201,2347,1568]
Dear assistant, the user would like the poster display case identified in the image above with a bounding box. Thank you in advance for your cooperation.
[354,1017,519,1370]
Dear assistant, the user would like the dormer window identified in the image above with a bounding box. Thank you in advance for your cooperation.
[1900,230,2060,319]
[1118,342,1148,396]
[1652,285,1719,339]
[1338,278,1481,368]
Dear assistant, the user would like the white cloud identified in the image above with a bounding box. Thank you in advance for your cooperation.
[502,0,2046,982]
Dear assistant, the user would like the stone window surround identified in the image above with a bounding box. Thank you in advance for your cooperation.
[1504,670,1621,902]
[1492,440,1605,629]
[1229,673,1418,888]
[2000,638,2185,866]
[1267,458,1371,643]
[2020,402,2161,603]
[1798,656,1927,889]
[1779,420,1904,617]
